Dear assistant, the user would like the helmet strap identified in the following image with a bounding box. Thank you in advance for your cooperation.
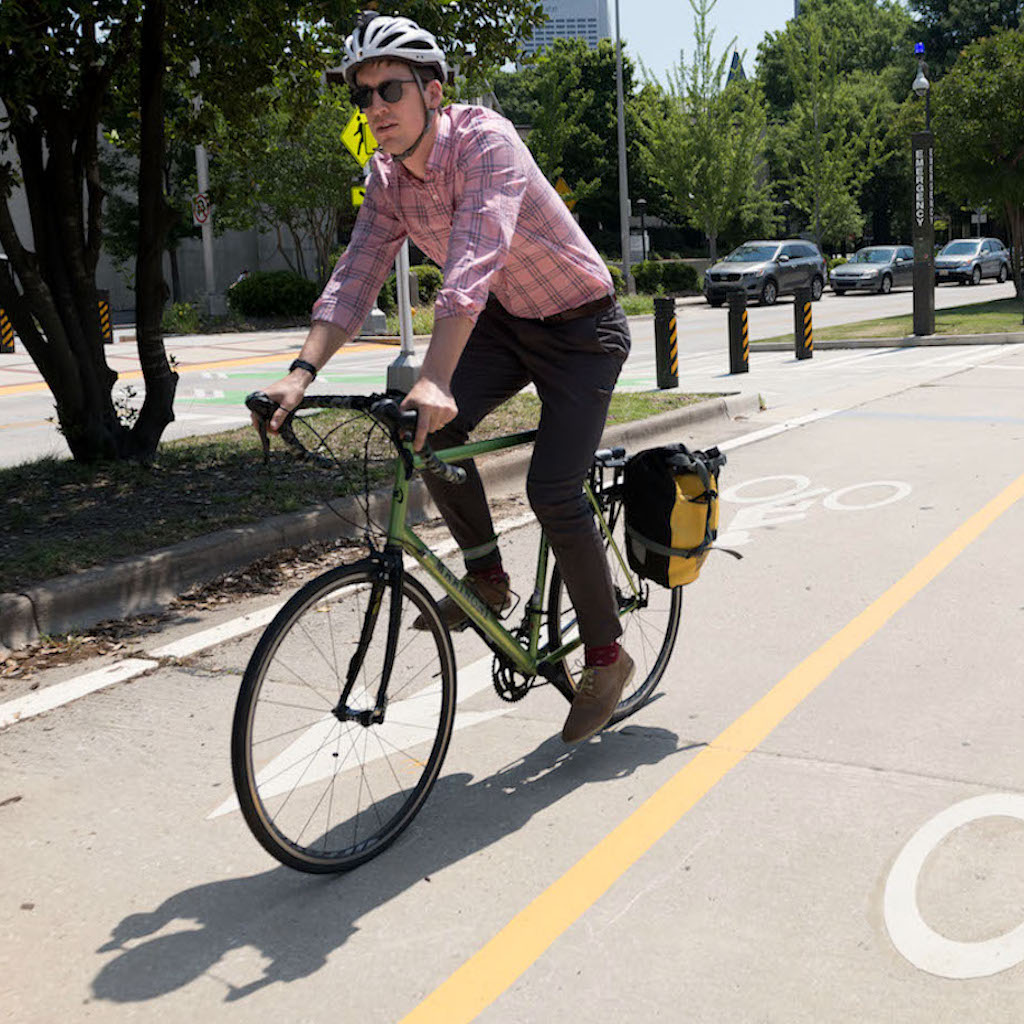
[392,67,437,163]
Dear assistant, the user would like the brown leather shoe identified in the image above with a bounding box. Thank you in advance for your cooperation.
[561,650,635,744]
[413,571,511,631]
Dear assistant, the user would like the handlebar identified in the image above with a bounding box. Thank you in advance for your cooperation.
[245,391,467,485]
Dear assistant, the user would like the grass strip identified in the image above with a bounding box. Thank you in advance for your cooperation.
[1,390,713,593]
[753,296,1024,344]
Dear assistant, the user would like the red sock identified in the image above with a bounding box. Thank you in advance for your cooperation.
[472,564,508,586]
[585,642,620,668]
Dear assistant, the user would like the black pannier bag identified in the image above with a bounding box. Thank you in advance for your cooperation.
[622,444,726,587]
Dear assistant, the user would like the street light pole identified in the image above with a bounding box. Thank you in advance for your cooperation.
[637,198,647,263]
[614,0,633,294]
[911,43,935,337]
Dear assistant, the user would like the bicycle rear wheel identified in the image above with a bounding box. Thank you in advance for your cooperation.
[232,562,456,873]
[547,498,682,725]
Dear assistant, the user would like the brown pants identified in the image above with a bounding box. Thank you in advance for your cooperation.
[421,295,631,647]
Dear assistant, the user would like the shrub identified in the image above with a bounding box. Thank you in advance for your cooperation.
[161,301,201,334]
[412,263,443,303]
[376,273,397,313]
[605,263,625,294]
[827,256,848,271]
[659,261,700,293]
[631,259,663,294]
[226,270,320,318]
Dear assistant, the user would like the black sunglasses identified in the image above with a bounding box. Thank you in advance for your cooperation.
[349,78,418,110]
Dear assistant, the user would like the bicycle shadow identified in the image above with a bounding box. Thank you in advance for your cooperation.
[92,725,695,1005]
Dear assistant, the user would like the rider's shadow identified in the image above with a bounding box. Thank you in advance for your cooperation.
[92,725,694,1005]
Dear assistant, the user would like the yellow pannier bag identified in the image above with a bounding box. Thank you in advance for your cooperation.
[622,444,727,587]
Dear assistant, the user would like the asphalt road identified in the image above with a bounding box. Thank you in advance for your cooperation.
[3,328,1024,1021]
[0,279,1018,467]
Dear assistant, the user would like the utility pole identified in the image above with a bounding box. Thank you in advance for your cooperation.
[614,0,633,294]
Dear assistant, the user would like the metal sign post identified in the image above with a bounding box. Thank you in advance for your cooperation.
[387,240,421,393]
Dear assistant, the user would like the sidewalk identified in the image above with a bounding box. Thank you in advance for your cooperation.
[0,393,760,653]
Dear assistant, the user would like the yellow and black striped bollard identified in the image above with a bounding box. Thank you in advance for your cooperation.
[97,289,113,345]
[794,285,813,360]
[653,296,679,389]
[727,291,749,374]
[0,307,14,354]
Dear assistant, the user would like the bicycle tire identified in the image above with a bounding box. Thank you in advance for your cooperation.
[232,561,456,873]
[547,498,682,726]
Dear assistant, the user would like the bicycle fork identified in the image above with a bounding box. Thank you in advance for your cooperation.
[332,548,404,727]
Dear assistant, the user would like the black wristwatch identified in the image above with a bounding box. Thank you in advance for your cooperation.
[289,358,318,380]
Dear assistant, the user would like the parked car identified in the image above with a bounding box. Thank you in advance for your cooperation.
[830,245,914,295]
[703,239,827,307]
[934,237,1011,286]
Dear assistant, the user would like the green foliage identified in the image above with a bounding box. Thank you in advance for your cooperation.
[412,263,444,303]
[660,262,700,293]
[225,270,319,318]
[757,0,916,114]
[765,12,889,248]
[827,255,849,270]
[632,260,663,293]
[632,260,700,294]
[161,301,202,334]
[908,0,1022,76]
[605,263,626,295]
[637,0,777,261]
[932,29,1024,293]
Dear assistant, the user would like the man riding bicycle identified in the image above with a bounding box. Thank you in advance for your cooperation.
[257,11,634,744]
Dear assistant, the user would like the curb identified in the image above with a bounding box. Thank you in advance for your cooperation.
[0,394,758,652]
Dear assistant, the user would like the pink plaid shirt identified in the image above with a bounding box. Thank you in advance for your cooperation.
[312,105,613,334]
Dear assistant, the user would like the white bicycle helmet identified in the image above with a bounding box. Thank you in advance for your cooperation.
[339,12,449,86]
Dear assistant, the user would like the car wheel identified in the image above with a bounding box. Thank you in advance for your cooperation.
[708,298,724,308]
[878,273,892,295]
[810,275,824,301]
[833,287,846,297]
[760,279,778,306]
[998,264,1009,284]
[971,265,982,286]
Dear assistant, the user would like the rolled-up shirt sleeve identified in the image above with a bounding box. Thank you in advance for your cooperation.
[434,122,529,323]
[312,169,405,336]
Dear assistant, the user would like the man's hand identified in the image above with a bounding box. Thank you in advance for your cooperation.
[252,321,347,435]
[401,375,458,451]
[251,369,312,434]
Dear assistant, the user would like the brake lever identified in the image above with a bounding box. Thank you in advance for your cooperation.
[245,391,277,465]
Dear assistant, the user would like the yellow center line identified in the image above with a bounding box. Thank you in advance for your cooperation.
[400,467,1024,1024]
[0,342,395,397]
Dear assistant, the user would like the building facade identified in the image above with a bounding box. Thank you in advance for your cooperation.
[520,0,611,58]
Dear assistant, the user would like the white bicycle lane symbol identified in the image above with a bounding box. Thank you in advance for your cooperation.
[717,475,914,549]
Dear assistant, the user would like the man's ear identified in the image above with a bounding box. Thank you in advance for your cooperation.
[426,78,444,109]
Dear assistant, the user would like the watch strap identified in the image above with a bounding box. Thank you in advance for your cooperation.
[289,358,318,380]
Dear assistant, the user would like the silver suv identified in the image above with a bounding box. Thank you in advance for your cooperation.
[704,240,827,307]
[934,237,1011,286]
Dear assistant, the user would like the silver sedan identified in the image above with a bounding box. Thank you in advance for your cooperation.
[830,245,914,295]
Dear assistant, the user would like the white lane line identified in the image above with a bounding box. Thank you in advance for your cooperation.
[208,654,505,819]
[0,659,159,730]
[718,410,837,452]
[149,604,286,659]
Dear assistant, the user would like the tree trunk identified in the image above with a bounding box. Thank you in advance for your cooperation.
[131,0,178,462]
[0,118,126,462]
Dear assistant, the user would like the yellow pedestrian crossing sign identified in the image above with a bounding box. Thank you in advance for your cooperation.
[554,176,576,211]
[342,111,377,166]
[352,186,366,208]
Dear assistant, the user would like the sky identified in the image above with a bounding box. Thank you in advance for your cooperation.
[614,0,799,85]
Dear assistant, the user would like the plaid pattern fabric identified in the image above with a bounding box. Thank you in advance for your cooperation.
[312,105,613,335]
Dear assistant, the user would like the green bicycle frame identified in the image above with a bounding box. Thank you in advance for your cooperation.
[380,427,640,680]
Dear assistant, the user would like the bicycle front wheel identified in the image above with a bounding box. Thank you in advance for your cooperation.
[232,562,456,873]
[548,502,682,725]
